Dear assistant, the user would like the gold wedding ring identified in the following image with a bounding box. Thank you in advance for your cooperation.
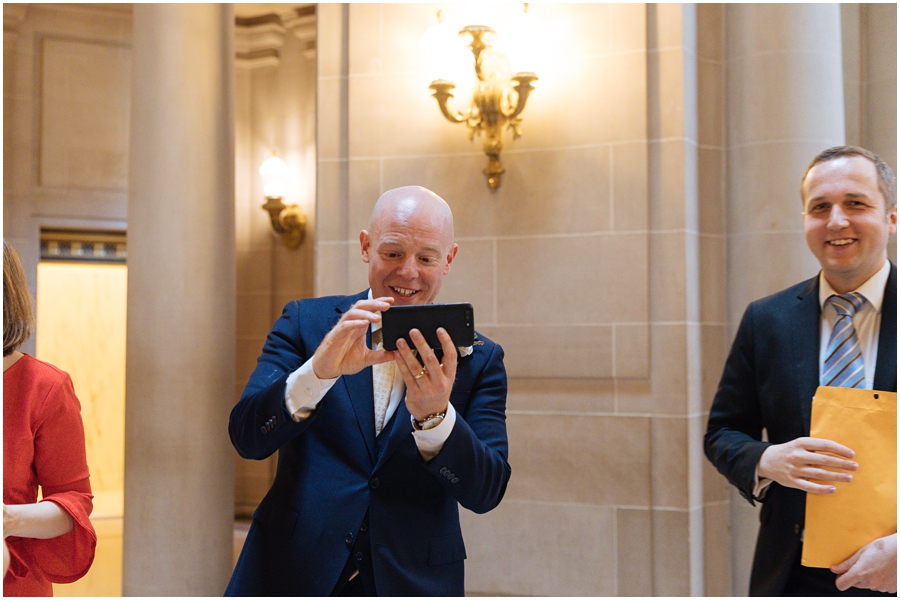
[414,368,427,380]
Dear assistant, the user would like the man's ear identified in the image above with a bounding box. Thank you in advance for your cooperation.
[360,230,371,263]
[443,243,459,275]
[888,205,897,236]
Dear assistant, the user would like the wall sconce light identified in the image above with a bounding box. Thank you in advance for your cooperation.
[421,6,539,192]
[259,153,306,249]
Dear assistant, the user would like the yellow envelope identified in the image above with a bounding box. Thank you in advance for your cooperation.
[801,386,897,567]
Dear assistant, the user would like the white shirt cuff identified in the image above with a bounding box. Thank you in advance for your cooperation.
[753,465,773,499]
[411,402,457,462]
[284,358,339,421]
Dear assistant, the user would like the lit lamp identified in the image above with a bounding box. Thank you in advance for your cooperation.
[259,153,306,249]
[421,6,539,192]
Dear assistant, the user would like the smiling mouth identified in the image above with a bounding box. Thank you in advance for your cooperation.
[391,286,419,298]
[828,239,855,246]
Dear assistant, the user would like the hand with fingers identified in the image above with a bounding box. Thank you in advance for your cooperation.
[312,297,396,380]
[757,436,857,494]
[394,327,458,421]
[832,533,897,593]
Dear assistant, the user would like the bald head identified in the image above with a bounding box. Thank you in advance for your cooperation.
[369,186,454,246]
[360,186,458,305]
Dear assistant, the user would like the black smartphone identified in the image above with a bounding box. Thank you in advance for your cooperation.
[381,303,474,351]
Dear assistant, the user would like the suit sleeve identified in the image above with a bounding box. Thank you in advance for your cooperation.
[704,302,772,505]
[229,301,321,460]
[422,341,511,514]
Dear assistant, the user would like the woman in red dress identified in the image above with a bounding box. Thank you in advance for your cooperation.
[3,239,96,596]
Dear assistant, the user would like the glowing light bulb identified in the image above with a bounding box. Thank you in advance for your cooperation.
[419,11,474,85]
[497,5,545,76]
[260,154,288,198]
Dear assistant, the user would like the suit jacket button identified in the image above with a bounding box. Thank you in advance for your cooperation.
[369,477,380,489]
[345,532,354,544]
[451,477,459,483]
[794,524,800,534]
[355,551,364,562]
[360,522,368,532]
[439,467,447,475]
[260,426,267,434]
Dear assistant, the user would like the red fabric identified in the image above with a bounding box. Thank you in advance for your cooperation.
[4,355,96,596]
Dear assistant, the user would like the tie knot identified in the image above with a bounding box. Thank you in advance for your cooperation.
[828,292,866,317]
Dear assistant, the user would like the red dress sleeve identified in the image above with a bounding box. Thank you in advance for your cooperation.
[18,369,97,584]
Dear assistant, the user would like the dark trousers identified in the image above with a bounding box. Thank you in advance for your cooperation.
[784,545,895,597]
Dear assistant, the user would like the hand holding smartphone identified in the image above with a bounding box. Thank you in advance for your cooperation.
[380,303,474,351]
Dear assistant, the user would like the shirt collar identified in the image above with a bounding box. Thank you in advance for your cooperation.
[818,260,890,313]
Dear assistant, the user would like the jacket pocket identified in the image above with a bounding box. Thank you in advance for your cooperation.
[428,532,467,566]
[253,497,299,540]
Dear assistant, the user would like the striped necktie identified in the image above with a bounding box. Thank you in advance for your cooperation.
[821,293,866,388]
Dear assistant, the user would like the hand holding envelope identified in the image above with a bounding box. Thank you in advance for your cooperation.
[801,386,897,569]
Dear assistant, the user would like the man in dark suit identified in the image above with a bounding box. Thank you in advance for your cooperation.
[705,146,897,596]
[226,186,510,596]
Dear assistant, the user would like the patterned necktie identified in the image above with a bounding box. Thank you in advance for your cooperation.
[371,328,395,435]
[822,293,866,388]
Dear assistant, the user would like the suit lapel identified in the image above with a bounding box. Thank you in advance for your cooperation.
[792,276,822,434]
[334,291,377,464]
[375,394,413,470]
[874,262,897,392]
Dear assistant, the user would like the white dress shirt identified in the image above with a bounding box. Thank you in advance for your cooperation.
[282,291,456,461]
[754,260,891,498]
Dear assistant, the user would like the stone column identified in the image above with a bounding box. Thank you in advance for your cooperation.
[863,4,897,171]
[123,4,235,595]
[724,4,844,595]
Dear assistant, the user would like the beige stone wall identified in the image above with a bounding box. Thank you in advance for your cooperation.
[233,13,318,518]
[3,4,131,358]
[843,3,897,262]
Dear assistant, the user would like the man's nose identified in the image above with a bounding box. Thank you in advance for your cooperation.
[827,205,850,229]
[396,256,418,278]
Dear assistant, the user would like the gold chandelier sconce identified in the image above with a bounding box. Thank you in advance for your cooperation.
[423,9,539,192]
[259,153,307,250]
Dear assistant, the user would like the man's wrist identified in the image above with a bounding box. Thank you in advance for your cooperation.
[311,354,332,380]
[413,411,446,431]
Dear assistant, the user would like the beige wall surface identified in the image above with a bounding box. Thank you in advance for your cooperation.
[35,262,128,496]
[233,10,318,517]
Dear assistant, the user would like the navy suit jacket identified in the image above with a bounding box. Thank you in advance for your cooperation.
[226,291,510,596]
[705,263,897,596]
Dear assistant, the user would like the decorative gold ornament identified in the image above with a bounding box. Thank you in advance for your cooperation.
[425,11,538,192]
[259,153,306,249]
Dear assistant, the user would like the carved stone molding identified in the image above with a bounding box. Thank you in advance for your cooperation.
[282,5,316,60]
[235,14,286,69]
[4,3,28,43]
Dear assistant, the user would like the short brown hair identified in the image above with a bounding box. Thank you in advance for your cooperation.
[4,239,35,356]
[801,145,897,209]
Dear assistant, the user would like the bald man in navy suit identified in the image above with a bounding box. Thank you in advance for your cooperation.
[226,187,510,596]
[706,146,897,596]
